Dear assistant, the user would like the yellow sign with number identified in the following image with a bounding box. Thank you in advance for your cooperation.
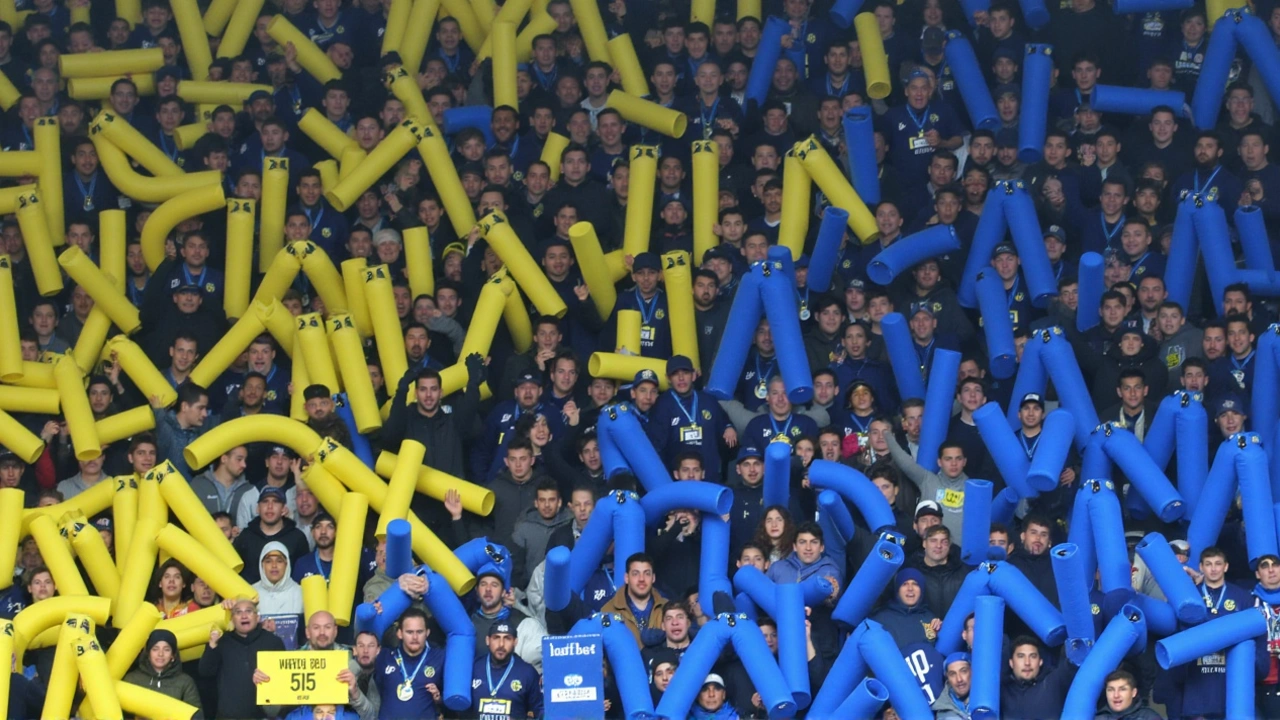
[256,650,349,706]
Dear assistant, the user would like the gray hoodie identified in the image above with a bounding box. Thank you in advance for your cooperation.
[510,506,572,588]
[1157,322,1204,385]
[887,434,968,538]
[251,540,303,617]
[190,467,255,519]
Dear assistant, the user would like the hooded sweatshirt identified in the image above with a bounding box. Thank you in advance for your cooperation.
[251,541,303,617]
[510,506,572,588]
[122,629,205,718]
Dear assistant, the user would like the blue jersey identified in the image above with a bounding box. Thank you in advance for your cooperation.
[468,655,543,720]
[649,390,732,484]
[743,412,819,448]
[901,642,946,706]
[613,289,672,359]
[735,349,781,412]
[374,646,446,720]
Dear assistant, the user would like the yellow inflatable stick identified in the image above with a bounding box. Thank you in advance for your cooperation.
[738,0,761,19]
[328,315,381,434]
[76,636,122,720]
[513,12,557,63]
[89,131,220,204]
[60,48,163,78]
[113,520,158,629]
[174,623,213,662]
[588,353,670,389]
[298,108,358,159]
[396,0,441,78]
[266,16,342,82]
[402,227,434,300]
[416,124,477,230]
[259,156,291,268]
[691,0,714,23]
[71,309,111,373]
[480,211,567,318]
[136,465,169,529]
[178,81,271,106]
[0,70,19,109]
[106,337,178,408]
[254,251,303,314]
[854,13,891,99]
[0,489,22,589]
[301,574,328,623]
[539,132,571,182]
[91,111,184,178]
[106,604,161,679]
[607,92,687,138]
[375,451,495,515]
[364,264,410,389]
[794,137,879,242]
[0,183,37,213]
[340,258,373,338]
[0,256,22,381]
[187,312,266,389]
[67,75,157,101]
[255,298,297,358]
[44,614,94,720]
[155,524,256,601]
[315,158,339,190]
[213,0,265,58]
[170,0,212,80]
[296,312,340,393]
[290,336,310,423]
[224,199,255,319]
[662,251,700,372]
[325,119,420,211]
[155,606,230,639]
[567,222,617,318]
[327,491,368,626]
[616,309,641,355]
[54,354,101,462]
[607,33,649,98]
[439,0,485,50]
[380,0,413,55]
[778,151,811,261]
[20,480,113,536]
[183,416,323,471]
[377,440,425,538]
[156,475,244,573]
[691,140,720,265]
[475,0,531,60]
[202,0,237,35]
[111,477,138,576]
[297,242,349,313]
[173,122,208,152]
[569,0,612,64]
[383,67,433,128]
[470,0,496,32]
[339,146,367,181]
[11,597,109,656]
[438,273,511,394]
[503,282,533,354]
[141,183,226,271]
[9,360,54,389]
[623,145,658,258]
[95,406,155,446]
[68,521,120,601]
[0,150,41,176]
[0,408,44,463]
[58,246,141,335]
[0,620,12,712]
[99,210,127,293]
[300,463,347,520]
[116,680,198,720]
[29,514,89,595]
[15,191,63,297]
[492,20,519,109]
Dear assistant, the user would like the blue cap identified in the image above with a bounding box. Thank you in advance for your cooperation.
[796,253,810,268]
[632,252,661,272]
[909,301,935,318]
[896,568,926,591]
[944,652,971,668]
[1119,319,1144,337]
[736,446,763,463]
[633,369,660,387]
[1215,394,1247,418]
[259,486,288,504]
[665,356,694,375]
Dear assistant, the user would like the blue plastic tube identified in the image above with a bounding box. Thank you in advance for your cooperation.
[1192,14,1240,130]
[1037,327,1099,449]
[937,567,991,654]
[1019,0,1049,27]
[1234,13,1280,135]
[991,486,1019,527]
[917,349,962,474]
[1144,393,1182,472]
[1114,0,1192,13]
[1090,84,1187,116]
[1062,605,1146,720]
[944,32,999,130]
[421,568,475,711]
[1193,199,1238,316]
[1236,437,1278,567]
[1253,328,1280,467]
[960,183,1009,308]
[807,460,896,532]
[832,678,889,720]
[1004,183,1057,308]
[1176,393,1209,513]
[807,207,850,293]
[976,271,1017,378]
[857,620,933,718]
[831,538,904,628]
[1076,251,1106,332]
[1052,543,1097,665]
[640,480,734,526]
[604,405,673,492]
[1165,196,1201,314]
[829,0,858,28]
[971,595,1005,720]
[1156,605,1267,669]
[732,565,779,616]
[746,17,789,106]
[1018,45,1054,162]
[567,492,618,591]
[842,108,879,205]
[706,267,764,399]
[880,312,927,402]
[1088,478,1135,614]
[867,224,960,286]
[1236,205,1276,271]
[454,537,512,583]
[1069,483,1098,587]
[732,616,799,718]
[961,479,993,565]
[1227,638,1258,720]
[989,561,1067,647]
[761,261,813,404]
[1025,409,1075,493]
[1136,532,1209,625]
[699,514,732,609]
[594,407,629,479]
[384,518,415,580]
[654,617,731,720]
[1081,427,1112,483]
[763,439,792,510]
[362,581,413,638]
[775,583,812,709]
[613,492,645,573]
[1187,440,1241,561]
[442,106,494,145]
[543,546,571,612]
[332,394,375,466]
[808,625,870,717]
[817,490,852,576]
[1103,427,1186,522]
[1005,337,1046,429]
[569,614,655,720]
[974,402,1033,497]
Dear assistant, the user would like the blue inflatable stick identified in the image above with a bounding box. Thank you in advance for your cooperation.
[1019,0,1049,27]
[974,402,1033,497]
[1156,603,1266,668]
[1005,337,1047,429]
[1003,182,1058,308]
[1253,328,1280,470]
[917,349,962,473]
[421,568,476,711]
[944,31,999,129]
[571,613,655,720]
[1102,426,1186,522]
[857,621,934,718]
[543,546,571,613]
[454,537,512,585]
[961,479,993,566]
[706,267,764,399]
[829,0,858,28]
[1234,12,1280,136]
[384,519,414,580]
[1062,605,1146,719]
[1192,199,1237,317]
[842,108,879,205]
[1114,0,1192,13]
[1191,11,1240,130]
[1036,327,1099,449]
[1144,393,1182,471]
[1227,639,1258,720]
[881,312,927,402]
[832,678,889,719]
[971,595,1005,719]
[1090,84,1187,116]
[1052,543,1097,665]
[1235,436,1278,566]
[1086,478,1134,614]
[1187,440,1242,562]
[332,394,375,467]
[806,207,851,293]
[1068,483,1098,587]
[991,486,1019,527]
[567,490,625,592]
[808,625,870,716]
[1176,392,1209,513]
[960,183,1010,308]
[989,561,1067,647]
[937,566,992,654]
[442,106,494,145]
[1165,196,1200,315]
[640,480,734,526]
[1136,532,1208,625]
[746,18,789,105]
[760,257,813,404]
[867,224,960,286]
[763,439,792,510]
[1076,251,1106,332]
[776,583,812,709]
[1018,45,1054,162]
[1236,205,1276,271]
[1025,409,1076,493]
[975,271,1017,379]
[699,514,732,610]
[807,460,897,532]
[831,538,903,628]
[657,615,795,719]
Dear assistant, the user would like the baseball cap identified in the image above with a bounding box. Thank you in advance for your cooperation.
[1020,393,1045,409]
[1119,320,1144,338]
[93,516,113,532]
[945,652,971,668]
[736,446,763,463]
[633,369,660,387]
[909,301,935,318]
[1044,225,1066,244]
[991,243,1018,259]
[666,356,694,375]
[1169,539,1190,554]
[846,277,866,291]
[906,68,930,83]
[516,371,543,387]
[313,511,336,527]
[702,245,733,263]
[922,27,946,53]
[172,283,201,295]
[795,253,810,268]
[488,621,517,637]
[259,486,288,504]
[0,448,22,466]
[703,674,726,688]
[632,252,661,272]
[915,499,943,520]
[269,445,296,458]
[1215,394,1247,418]
[442,242,466,260]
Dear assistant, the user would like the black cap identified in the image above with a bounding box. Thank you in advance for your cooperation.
[313,511,336,527]
[632,252,661,272]
[0,448,22,466]
[1044,225,1066,244]
[991,243,1018,259]
[488,621,517,637]
[172,283,201,295]
[248,89,273,104]
[922,27,945,53]
[516,371,543,387]
[1020,393,1045,409]
[1119,320,1144,338]
[259,486,288,504]
[666,356,694,375]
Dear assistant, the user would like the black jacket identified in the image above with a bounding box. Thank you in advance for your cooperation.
[199,626,286,719]
[906,549,969,619]
[381,355,481,482]
[233,517,312,583]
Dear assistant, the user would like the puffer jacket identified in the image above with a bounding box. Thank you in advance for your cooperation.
[122,630,205,719]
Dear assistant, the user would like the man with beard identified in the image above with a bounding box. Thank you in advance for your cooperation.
[468,622,543,720]
[931,653,974,719]
[651,355,736,484]
[601,553,668,647]
[1170,131,1243,212]
[693,269,729,371]
[234,487,311,583]
[352,630,382,708]
[302,384,349,447]
[372,608,445,720]
[293,511,375,606]
[744,376,820,447]
[200,599,286,719]
[246,336,290,414]
[469,571,545,669]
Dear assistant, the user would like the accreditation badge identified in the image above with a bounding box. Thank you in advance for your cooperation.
[479,698,512,719]
[640,325,654,342]
[680,424,703,443]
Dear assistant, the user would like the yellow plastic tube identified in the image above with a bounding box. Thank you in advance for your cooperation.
[113,520,158,629]
[569,0,612,65]
[364,264,409,389]
[381,0,413,55]
[68,521,120,601]
[11,596,110,656]
[155,524,255,601]
[184,416,323,472]
[299,108,359,160]
[340,258,374,338]
[607,91,687,138]
[329,314,382,434]
[0,256,23,381]
[44,614,93,720]
[301,463,347,520]
[417,124,477,231]
[377,439,425,538]
[470,0,495,32]
[1207,0,1246,28]
[155,605,230,636]
[76,636,123,720]
[213,0,265,59]
[778,151,810,261]
[623,145,657,258]
[504,283,533,353]
[298,242,349,313]
[20,480,113,536]
[254,245,303,309]
[384,66,433,127]
[91,111,184,178]
[99,210,127,293]
[339,147,366,181]
[96,406,155,446]
[691,140,720,265]
[174,122,209,151]
[111,478,138,576]
[438,0,485,51]
[567,222,617,318]
[33,120,63,231]
[9,361,53,389]
[691,0,714,24]
[327,491,367,626]
[513,12,557,63]
[540,132,570,182]
[54,354,101,462]
[481,210,567,318]
[401,227,435,300]
[177,81,271,106]
[315,159,339,190]
[72,310,112,374]
[475,0,530,60]
[187,314,267,392]
[137,465,170,527]
[0,71,19,109]
[29,514,89,596]
[89,131,220,205]
[0,183,36,214]
[116,681,198,720]
[15,190,63,297]
[291,341,310,424]
[202,0,237,35]
[854,13,891,100]
[255,298,297,359]
[492,20,518,109]
[174,625,212,662]
[438,273,511,394]
[67,75,157,101]
[662,251,700,372]
[223,199,255,319]
[616,309,641,354]
[794,136,879,242]
[375,451,495,515]
[0,150,41,176]
[397,0,441,78]
[60,48,163,78]
[157,476,244,573]
[0,408,44,464]
[106,337,178,409]
[325,119,419,211]
[301,574,328,623]
[588,353,671,389]
[297,312,341,393]
[58,246,142,335]
[141,183,226,271]
[0,386,59,414]
[170,0,212,80]
[266,16,342,83]
[738,0,761,19]
[106,604,161,679]
[259,155,290,268]
[0,489,22,590]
